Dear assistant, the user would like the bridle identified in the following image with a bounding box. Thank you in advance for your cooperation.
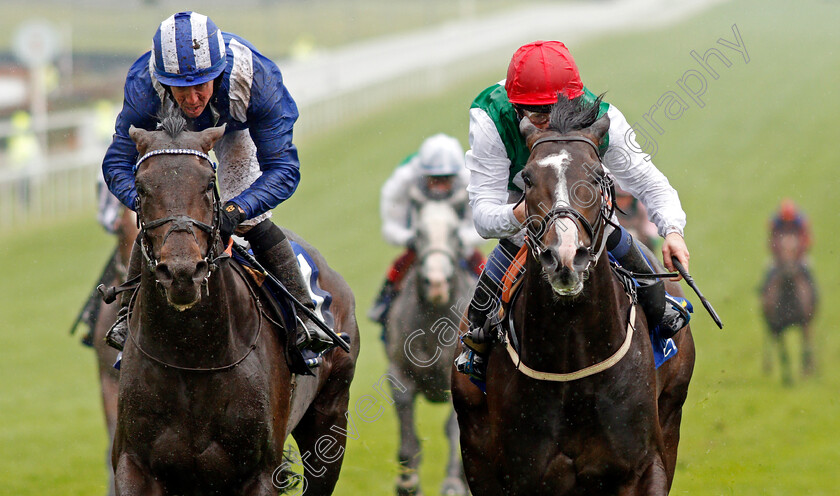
[134,148,227,281]
[523,135,617,275]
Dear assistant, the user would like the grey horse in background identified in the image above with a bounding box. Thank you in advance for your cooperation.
[385,188,475,496]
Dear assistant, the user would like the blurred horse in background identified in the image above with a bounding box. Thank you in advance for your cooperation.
[91,206,138,496]
[761,230,817,384]
[385,189,474,496]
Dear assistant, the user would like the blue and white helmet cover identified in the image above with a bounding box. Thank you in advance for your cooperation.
[152,11,226,86]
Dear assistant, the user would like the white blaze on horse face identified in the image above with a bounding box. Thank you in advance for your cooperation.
[417,202,459,304]
[537,151,581,269]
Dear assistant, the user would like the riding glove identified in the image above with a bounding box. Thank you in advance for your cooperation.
[220,201,247,241]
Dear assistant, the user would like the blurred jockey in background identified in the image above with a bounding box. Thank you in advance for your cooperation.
[615,184,661,253]
[769,198,811,262]
[368,133,486,327]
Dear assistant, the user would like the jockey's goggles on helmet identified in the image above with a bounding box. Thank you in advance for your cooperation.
[515,106,551,127]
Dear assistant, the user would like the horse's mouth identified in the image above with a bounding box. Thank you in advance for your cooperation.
[163,284,203,311]
[545,267,585,297]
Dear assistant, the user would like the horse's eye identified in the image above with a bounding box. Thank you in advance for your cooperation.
[206,181,216,193]
[523,174,533,188]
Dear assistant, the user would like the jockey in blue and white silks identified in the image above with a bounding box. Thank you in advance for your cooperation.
[102,15,300,222]
[100,12,332,371]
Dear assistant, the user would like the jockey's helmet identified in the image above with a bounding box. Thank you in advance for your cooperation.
[779,198,798,222]
[152,12,226,87]
[505,41,584,106]
[418,134,464,177]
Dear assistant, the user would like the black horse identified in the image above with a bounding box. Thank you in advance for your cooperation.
[452,96,695,495]
[113,115,359,495]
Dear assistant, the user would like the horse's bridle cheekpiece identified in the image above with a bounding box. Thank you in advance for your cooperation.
[524,135,617,276]
[134,148,227,282]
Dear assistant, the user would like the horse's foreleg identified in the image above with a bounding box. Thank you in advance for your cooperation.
[441,408,468,496]
[801,323,816,376]
[113,453,162,496]
[100,372,119,496]
[290,389,351,496]
[391,367,422,495]
[776,332,793,386]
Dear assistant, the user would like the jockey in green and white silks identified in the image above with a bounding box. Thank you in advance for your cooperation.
[455,40,692,383]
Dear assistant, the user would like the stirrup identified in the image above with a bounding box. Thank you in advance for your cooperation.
[455,344,487,383]
[657,294,693,339]
[295,316,334,355]
[105,311,128,352]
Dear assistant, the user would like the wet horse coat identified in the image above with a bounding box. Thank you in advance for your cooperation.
[113,119,359,495]
[452,97,695,495]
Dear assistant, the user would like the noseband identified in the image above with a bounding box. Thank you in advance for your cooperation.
[524,135,617,274]
[134,148,225,281]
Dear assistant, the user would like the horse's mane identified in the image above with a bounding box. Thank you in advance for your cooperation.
[548,92,606,133]
[156,101,188,138]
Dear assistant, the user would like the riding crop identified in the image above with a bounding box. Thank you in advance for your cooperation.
[671,256,724,329]
[232,242,351,353]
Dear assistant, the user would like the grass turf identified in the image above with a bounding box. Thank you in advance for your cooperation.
[1,0,839,494]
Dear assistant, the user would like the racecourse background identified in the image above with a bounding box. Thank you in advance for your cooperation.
[1,0,839,494]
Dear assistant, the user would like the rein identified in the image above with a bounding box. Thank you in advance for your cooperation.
[126,262,265,373]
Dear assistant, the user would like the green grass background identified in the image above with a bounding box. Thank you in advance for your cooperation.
[2,0,839,494]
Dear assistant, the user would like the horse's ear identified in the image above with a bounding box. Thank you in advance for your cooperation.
[519,115,541,146]
[129,125,156,156]
[197,124,227,153]
[587,114,611,146]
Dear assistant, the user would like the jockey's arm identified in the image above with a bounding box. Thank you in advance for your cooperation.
[380,163,416,247]
[466,107,525,240]
[602,104,689,272]
[226,58,301,219]
[102,55,160,211]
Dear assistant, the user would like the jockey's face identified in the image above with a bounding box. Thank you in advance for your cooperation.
[425,176,455,195]
[170,81,214,119]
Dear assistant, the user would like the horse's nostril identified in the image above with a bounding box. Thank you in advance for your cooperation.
[539,249,559,272]
[155,264,173,286]
[193,260,210,283]
[573,247,590,271]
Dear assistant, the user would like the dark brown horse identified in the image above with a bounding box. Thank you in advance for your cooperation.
[90,206,138,496]
[113,117,359,495]
[761,231,817,384]
[452,98,695,495]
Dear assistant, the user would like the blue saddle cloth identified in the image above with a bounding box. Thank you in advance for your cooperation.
[232,240,335,330]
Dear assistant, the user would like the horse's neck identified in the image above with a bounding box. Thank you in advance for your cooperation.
[517,256,626,369]
[136,265,240,361]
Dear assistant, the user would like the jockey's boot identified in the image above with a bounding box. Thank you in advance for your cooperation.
[454,266,502,383]
[609,228,690,339]
[246,221,334,369]
[102,240,142,351]
[367,279,397,326]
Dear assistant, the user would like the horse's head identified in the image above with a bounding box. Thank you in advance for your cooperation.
[129,114,226,310]
[411,187,465,306]
[775,231,804,273]
[519,95,612,296]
